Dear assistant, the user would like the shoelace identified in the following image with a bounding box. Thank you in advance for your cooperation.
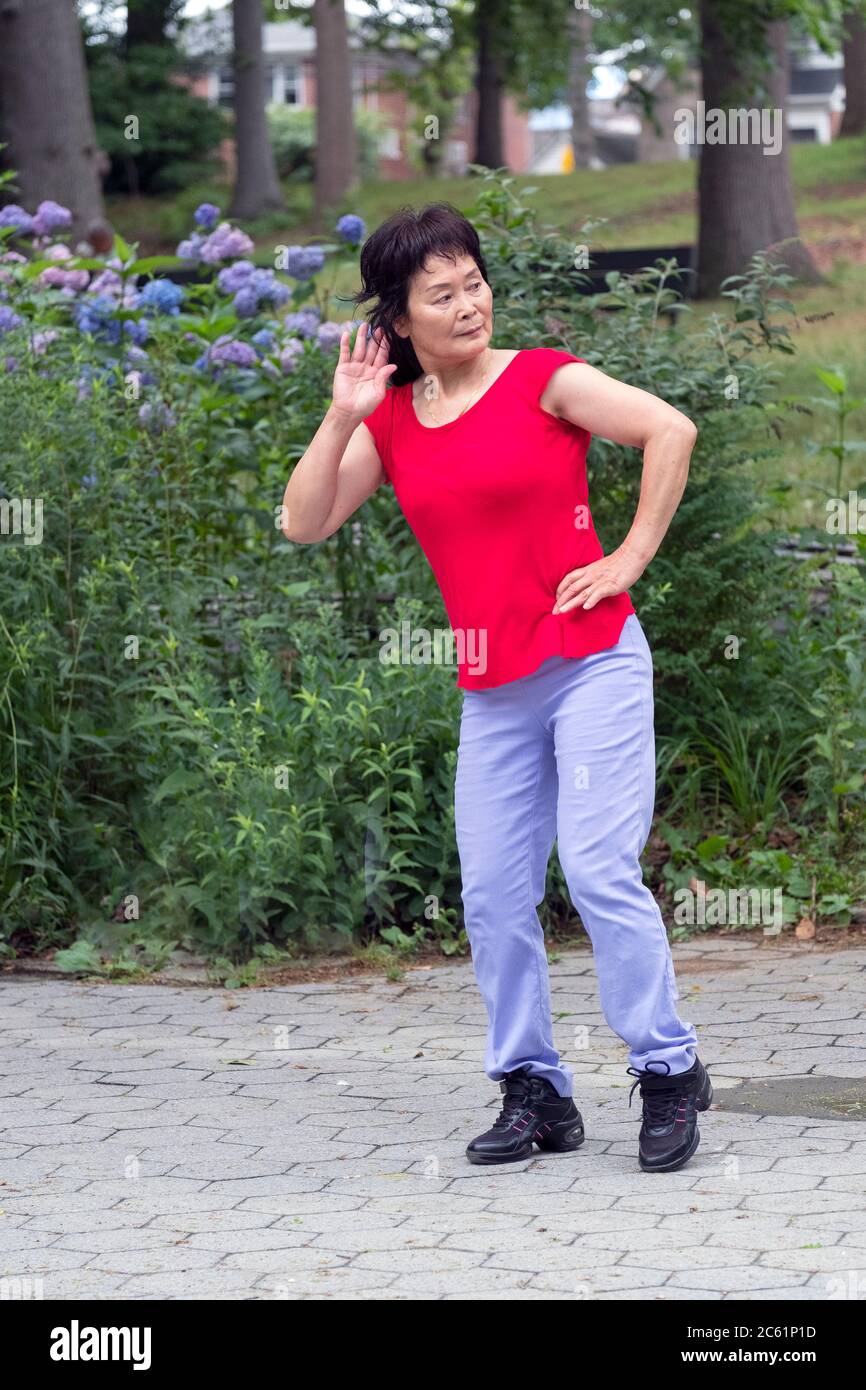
[491,1076,534,1129]
[626,1060,684,1128]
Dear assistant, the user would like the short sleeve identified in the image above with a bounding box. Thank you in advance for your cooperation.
[526,348,589,434]
[532,348,586,400]
[362,388,395,487]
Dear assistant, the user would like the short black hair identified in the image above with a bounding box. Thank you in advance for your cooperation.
[348,203,490,387]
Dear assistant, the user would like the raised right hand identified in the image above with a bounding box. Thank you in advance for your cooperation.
[332,322,398,421]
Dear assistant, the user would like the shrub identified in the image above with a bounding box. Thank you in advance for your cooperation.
[0,172,862,965]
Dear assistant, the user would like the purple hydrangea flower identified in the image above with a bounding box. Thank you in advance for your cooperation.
[139,278,184,315]
[193,203,221,231]
[283,307,321,339]
[0,205,34,236]
[200,223,255,264]
[316,320,358,352]
[36,242,88,292]
[176,232,206,262]
[89,269,123,297]
[209,335,258,369]
[0,305,24,334]
[0,251,27,280]
[217,260,255,295]
[39,267,90,292]
[31,201,73,237]
[139,401,176,433]
[230,267,290,317]
[31,329,58,355]
[279,338,304,374]
[335,214,365,246]
[252,327,276,351]
[284,245,325,281]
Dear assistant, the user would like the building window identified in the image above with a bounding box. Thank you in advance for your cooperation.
[217,66,234,107]
[271,63,302,105]
[379,127,401,160]
[351,64,377,108]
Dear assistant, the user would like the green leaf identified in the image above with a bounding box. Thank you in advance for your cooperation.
[53,940,104,975]
[134,256,185,274]
[813,367,847,395]
[112,231,134,264]
[696,834,728,862]
[152,768,202,803]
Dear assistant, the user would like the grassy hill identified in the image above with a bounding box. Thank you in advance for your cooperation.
[109,137,866,528]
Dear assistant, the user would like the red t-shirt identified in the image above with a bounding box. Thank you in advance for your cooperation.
[362,346,635,690]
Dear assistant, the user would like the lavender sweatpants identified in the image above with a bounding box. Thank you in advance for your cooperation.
[454,612,698,1099]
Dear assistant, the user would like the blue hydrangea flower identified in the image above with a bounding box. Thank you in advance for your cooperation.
[0,305,24,334]
[139,279,184,315]
[74,294,148,346]
[252,328,276,351]
[193,203,221,231]
[232,286,260,318]
[125,318,149,346]
[230,268,290,317]
[336,214,365,246]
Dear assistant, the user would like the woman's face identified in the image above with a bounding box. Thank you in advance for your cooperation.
[393,252,494,367]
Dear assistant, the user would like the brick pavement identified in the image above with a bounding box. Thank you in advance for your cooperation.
[1,938,865,1301]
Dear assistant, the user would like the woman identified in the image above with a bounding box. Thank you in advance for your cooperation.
[282,202,711,1174]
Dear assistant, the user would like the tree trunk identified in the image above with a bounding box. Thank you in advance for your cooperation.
[313,0,358,224]
[567,5,593,169]
[474,0,505,169]
[840,8,866,137]
[228,0,284,220]
[696,6,820,298]
[0,0,105,234]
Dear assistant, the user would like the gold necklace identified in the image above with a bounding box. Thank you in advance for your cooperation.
[423,349,493,425]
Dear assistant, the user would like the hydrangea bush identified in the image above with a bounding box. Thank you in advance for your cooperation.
[0,197,367,422]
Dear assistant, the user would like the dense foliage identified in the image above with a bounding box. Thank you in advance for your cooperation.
[1,170,863,974]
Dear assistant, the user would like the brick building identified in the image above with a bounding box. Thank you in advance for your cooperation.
[183,13,531,180]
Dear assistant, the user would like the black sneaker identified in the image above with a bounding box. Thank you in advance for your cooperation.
[626,1054,713,1173]
[466,1068,586,1166]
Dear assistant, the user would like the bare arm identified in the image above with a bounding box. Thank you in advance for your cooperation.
[539,361,698,613]
[280,322,397,544]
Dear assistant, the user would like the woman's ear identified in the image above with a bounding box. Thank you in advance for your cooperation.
[392,314,410,340]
